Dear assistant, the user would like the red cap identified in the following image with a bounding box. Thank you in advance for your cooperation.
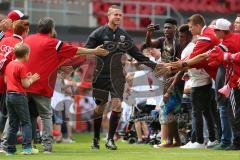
[7,10,29,22]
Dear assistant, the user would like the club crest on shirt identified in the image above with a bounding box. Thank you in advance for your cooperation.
[120,35,125,42]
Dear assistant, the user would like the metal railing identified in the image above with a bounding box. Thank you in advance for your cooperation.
[7,0,184,29]
[93,0,184,30]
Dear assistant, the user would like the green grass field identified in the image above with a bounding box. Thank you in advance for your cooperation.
[0,133,239,160]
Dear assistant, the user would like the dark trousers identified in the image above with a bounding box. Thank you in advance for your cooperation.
[191,84,216,144]
[229,88,240,145]
[6,93,32,153]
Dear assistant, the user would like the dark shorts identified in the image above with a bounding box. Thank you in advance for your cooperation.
[92,78,125,105]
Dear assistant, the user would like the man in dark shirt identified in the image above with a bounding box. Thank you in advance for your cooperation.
[85,5,160,150]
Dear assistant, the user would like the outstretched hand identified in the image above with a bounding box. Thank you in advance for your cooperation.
[168,57,183,71]
[94,45,109,56]
[154,62,172,77]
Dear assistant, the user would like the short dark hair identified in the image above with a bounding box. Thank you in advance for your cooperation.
[14,42,29,58]
[188,14,206,26]
[178,24,190,33]
[164,18,177,26]
[179,24,192,40]
[37,17,55,34]
[13,20,29,35]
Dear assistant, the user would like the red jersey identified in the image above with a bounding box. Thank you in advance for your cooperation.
[0,73,4,93]
[189,26,220,79]
[219,33,240,88]
[0,34,23,71]
[5,60,28,94]
[0,31,20,93]
[24,33,78,97]
[3,29,13,39]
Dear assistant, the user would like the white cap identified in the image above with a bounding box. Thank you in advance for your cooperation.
[214,18,231,31]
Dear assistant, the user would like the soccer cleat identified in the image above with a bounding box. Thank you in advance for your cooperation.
[105,139,117,150]
[91,138,100,150]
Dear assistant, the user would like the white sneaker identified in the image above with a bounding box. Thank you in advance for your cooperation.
[180,141,193,148]
[186,142,205,149]
[206,140,218,148]
[153,144,161,148]
[62,138,75,143]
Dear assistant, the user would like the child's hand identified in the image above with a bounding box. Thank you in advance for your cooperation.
[30,73,40,83]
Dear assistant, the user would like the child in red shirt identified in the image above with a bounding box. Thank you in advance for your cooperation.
[4,42,40,155]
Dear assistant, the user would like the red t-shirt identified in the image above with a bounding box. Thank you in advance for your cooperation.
[24,33,78,97]
[5,60,28,94]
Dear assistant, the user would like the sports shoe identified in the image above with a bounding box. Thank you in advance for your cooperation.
[91,138,100,150]
[105,139,117,150]
[0,146,6,153]
[181,142,205,149]
[206,140,219,148]
[21,148,39,155]
[32,148,39,154]
[62,138,75,144]
[5,152,16,156]
[136,141,144,144]
[211,143,231,150]
[43,147,52,154]
[225,144,240,150]
[180,141,193,149]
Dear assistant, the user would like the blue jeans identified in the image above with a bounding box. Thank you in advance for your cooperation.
[6,93,32,153]
[219,104,233,145]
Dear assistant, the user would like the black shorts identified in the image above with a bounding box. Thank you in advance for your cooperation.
[92,78,125,105]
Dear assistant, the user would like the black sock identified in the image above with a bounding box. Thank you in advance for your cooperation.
[93,112,103,140]
[108,111,121,140]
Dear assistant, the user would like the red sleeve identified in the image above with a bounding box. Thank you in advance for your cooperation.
[234,53,240,65]
[56,40,78,59]
[189,39,214,69]
[19,65,28,79]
